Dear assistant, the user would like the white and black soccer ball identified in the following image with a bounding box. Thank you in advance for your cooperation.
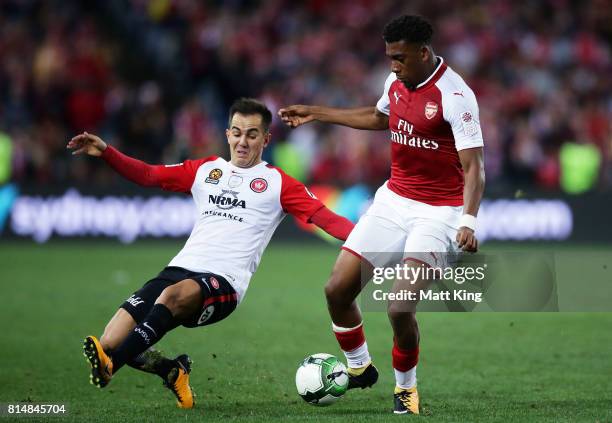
[295,353,349,406]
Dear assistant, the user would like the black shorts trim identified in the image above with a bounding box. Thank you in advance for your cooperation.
[120,267,238,328]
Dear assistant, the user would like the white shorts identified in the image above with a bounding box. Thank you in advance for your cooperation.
[343,182,462,268]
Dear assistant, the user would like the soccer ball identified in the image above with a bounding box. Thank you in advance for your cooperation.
[295,353,349,406]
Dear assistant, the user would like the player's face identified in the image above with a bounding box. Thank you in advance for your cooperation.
[385,40,431,88]
[226,113,271,168]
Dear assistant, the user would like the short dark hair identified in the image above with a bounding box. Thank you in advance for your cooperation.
[382,15,433,45]
[228,98,272,132]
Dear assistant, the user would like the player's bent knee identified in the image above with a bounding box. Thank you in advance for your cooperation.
[156,285,184,313]
[325,267,363,304]
[325,250,364,308]
[324,277,348,307]
[388,303,418,320]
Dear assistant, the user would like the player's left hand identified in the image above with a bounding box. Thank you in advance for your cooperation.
[456,227,478,252]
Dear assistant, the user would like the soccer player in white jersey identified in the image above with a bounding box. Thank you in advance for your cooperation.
[67,98,354,409]
[279,15,485,414]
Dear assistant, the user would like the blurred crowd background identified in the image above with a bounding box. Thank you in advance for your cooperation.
[0,0,610,195]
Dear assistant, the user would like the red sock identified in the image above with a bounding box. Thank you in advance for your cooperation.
[333,323,366,352]
[392,338,419,371]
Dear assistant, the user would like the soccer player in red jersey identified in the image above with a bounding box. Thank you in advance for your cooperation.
[279,15,485,414]
[67,98,354,409]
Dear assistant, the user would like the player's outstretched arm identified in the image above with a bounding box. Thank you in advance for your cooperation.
[310,207,354,241]
[69,132,213,193]
[67,132,165,188]
[278,105,388,131]
[275,167,354,240]
[456,147,485,252]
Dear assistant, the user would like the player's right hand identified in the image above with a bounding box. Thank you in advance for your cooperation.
[278,105,316,128]
[67,132,108,157]
[456,227,478,253]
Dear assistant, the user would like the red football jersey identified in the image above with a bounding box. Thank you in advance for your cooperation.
[376,57,484,206]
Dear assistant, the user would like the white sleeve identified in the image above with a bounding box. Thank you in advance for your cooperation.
[441,87,484,151]
[375,73,396,116]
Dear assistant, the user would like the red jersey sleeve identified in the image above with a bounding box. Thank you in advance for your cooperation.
[102,145,216,193]
[309,207,354,241]
[154,159,211,193]
[276,167,325,222]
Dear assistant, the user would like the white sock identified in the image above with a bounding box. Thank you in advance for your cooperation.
[344,342,371,369]
[394,366,417,389]
[332,322,371,369]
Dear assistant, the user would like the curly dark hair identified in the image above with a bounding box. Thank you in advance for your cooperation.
[382,15,434,45]
[228,98,273,132]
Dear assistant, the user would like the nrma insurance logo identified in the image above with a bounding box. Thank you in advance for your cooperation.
[0,184,18,234]
[208,190,246,210]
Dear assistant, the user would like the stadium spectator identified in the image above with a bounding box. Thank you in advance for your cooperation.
[0,0,610,192]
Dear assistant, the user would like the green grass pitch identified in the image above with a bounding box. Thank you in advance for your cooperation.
[0,240,611,422]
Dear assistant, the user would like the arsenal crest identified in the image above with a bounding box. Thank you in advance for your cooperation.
[425,102,438,120]
[250,178,268,193]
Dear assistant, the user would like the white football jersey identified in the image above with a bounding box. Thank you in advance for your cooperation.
[153,157,324,302]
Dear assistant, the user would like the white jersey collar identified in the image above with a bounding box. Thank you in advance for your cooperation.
[227,159,268,173]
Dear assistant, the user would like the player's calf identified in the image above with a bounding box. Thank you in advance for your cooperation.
[100,308,138,352]
[110,303,176,373]
[109,280,200,374]
[388,309,420,409]
[325,250,378,389]
[388,310,420,349]
[387,308,419,401]
[323,250,366,320]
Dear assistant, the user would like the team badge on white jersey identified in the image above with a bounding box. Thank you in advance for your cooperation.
[250,178,268,193]
[206,168,223,184]
[460,111,478,136]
